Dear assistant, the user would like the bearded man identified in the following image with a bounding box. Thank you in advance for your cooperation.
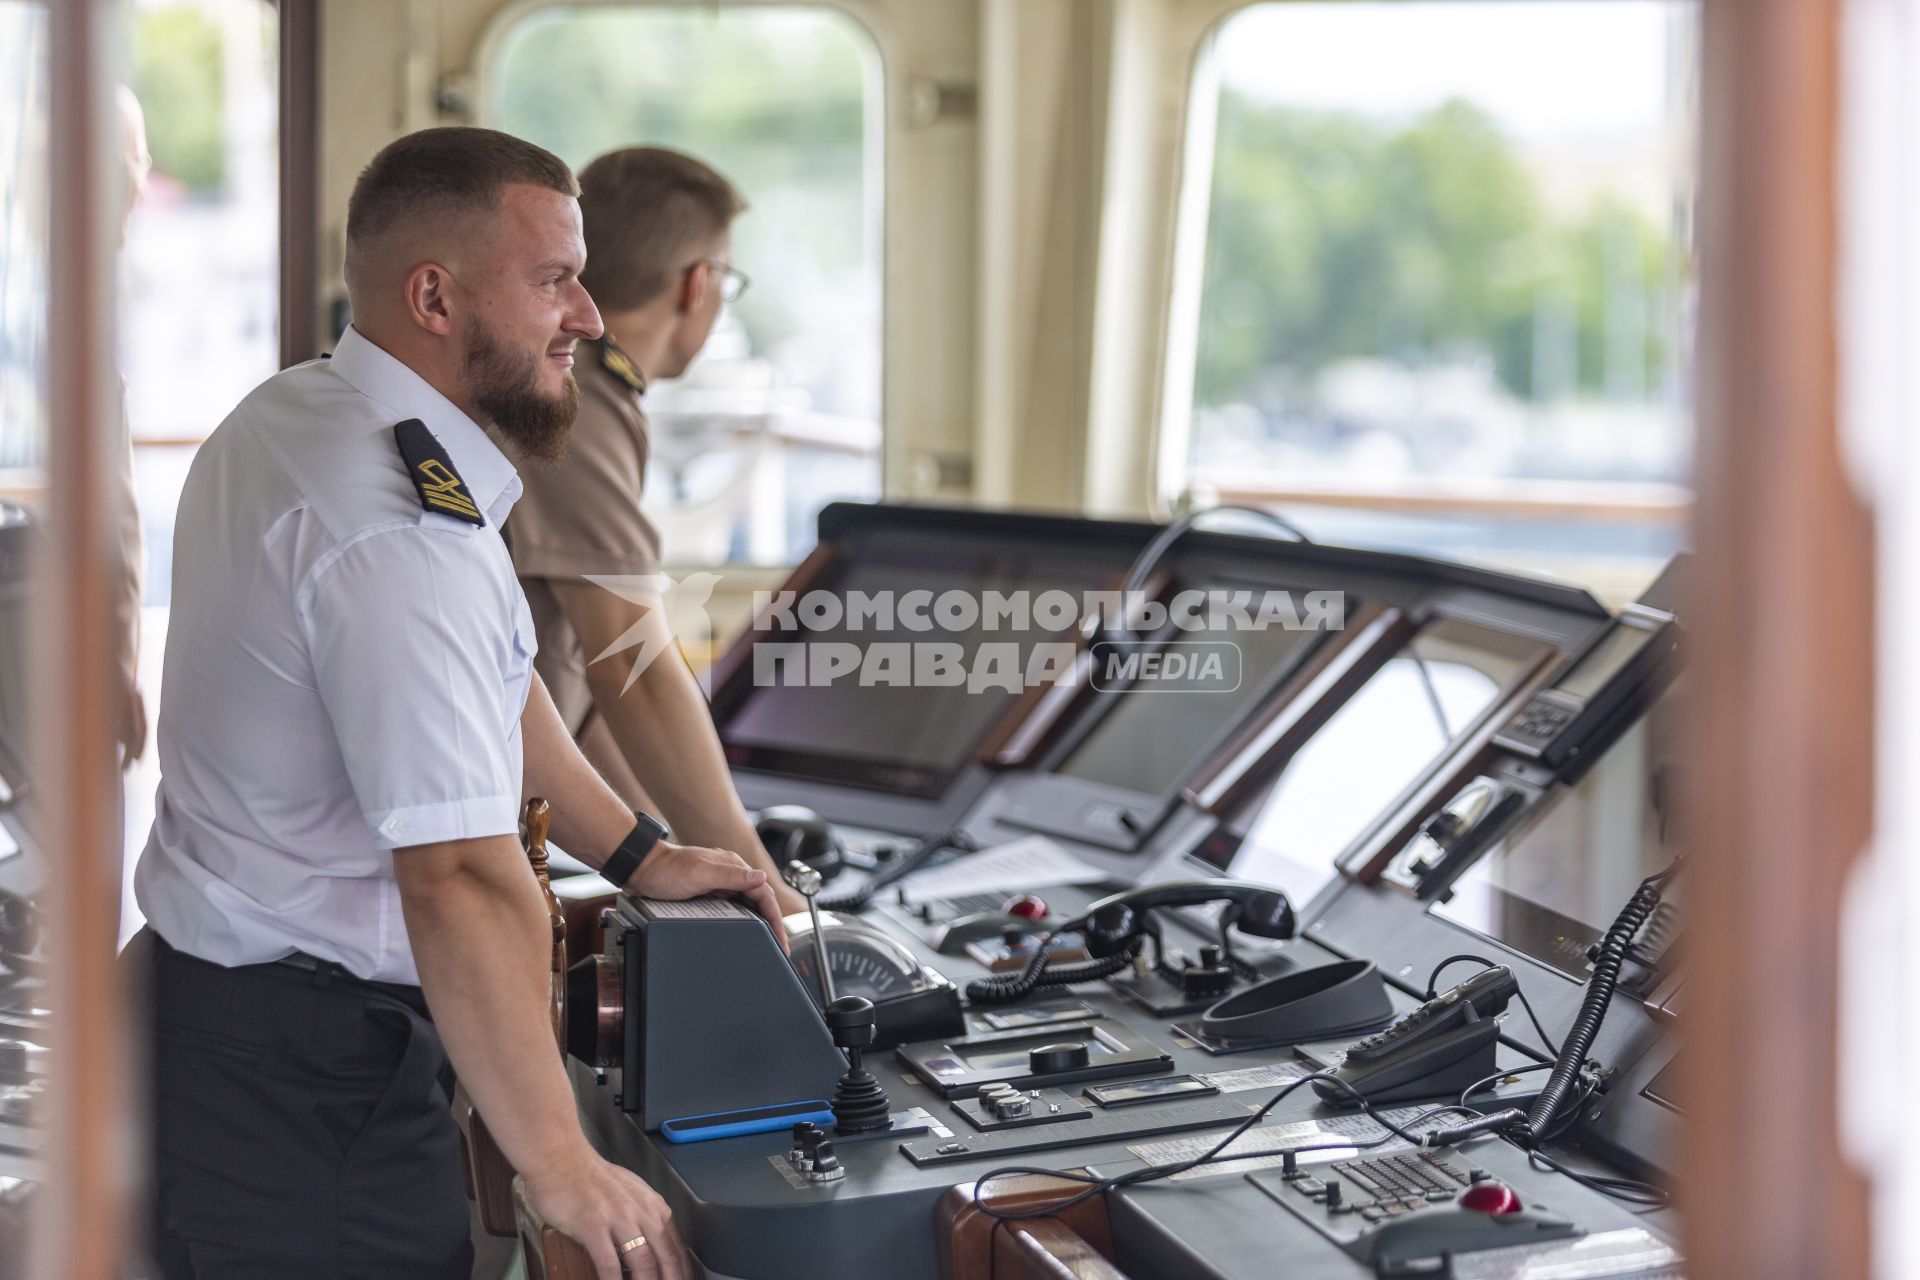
[129,127,781,1280]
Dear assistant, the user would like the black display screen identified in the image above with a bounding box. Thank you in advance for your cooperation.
[1208,617,1550,905]
[1643,1052,1682,1113]
[1434,684,1685,977]
[717,541,1128,798]
[1556,619,1657,701]
[1051,608,1331,798]
[1087,1075,1217,1105]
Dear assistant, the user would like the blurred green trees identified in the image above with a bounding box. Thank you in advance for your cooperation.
[491,6,873,378]
[493,7,866,175]
[1199,94,1679,408]
[132,6,226,193]
[491,9,1678,415]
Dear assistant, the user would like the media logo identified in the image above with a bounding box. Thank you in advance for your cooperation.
[1089,640,1243,693]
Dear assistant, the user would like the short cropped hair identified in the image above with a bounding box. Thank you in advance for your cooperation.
[344,127,578,283]
[577,147,747,311]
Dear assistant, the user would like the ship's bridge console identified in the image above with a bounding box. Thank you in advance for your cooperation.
[534,502,1692,1280]
[0,505,44,1228]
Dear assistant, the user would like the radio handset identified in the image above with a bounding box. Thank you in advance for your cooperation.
[1313,966,1517,1105]
[966,879,1294,1004]
[1387,776,1528,898]
[1081,879,1295,952]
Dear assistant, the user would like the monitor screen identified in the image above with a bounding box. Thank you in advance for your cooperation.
[1555,619,1657,702]
[1051,606,1332,797]
[718,542,1127,797]
[1433,683,1685,977]
[1208,617,1550,905]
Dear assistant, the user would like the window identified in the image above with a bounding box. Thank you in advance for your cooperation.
[489,4,884,567]
[124,0,278,603]
[1172,2,1697,594]
[0,2,47,481]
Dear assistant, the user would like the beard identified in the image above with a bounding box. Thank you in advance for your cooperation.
[462,315,579,463]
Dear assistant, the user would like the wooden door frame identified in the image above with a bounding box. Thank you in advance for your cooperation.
[278,0,321,366]
[1684,0,1871,1275]
[40,2,130,1276]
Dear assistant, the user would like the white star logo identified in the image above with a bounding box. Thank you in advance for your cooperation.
[583,571,725,695]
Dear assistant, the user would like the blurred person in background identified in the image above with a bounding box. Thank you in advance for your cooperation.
[113,84,150,772]
[498,146,800,915]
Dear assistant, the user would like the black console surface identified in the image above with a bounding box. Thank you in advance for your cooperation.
[573,510,1680,1280]
[574,894,1674,1279]
[1107,1138,1680,1280]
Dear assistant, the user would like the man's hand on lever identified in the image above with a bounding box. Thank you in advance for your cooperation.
[522,1146,690,1280]
[522,673,792,946]
[769,871,809,919]
[552,580,810,918]
[628,839,789,950]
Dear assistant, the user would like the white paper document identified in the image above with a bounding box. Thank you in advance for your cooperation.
[894,835,1106,902]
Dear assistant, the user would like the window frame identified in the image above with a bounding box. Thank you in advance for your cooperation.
[471,0,893,572]
[120,0,283,449]
[1156,0,1700,538]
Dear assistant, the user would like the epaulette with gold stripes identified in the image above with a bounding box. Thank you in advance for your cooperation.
[394,418,483,526]
[596,337,648,394]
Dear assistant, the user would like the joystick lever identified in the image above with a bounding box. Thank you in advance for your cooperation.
[784,859,836,1008]
[825,995,893,1135]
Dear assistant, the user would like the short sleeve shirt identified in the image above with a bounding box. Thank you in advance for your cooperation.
[133,325,535,984]
[500,338,663,736]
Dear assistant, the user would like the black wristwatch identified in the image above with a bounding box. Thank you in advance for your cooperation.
[600,812,670,890]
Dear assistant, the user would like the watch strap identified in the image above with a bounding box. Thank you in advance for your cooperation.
[600,812,669,890]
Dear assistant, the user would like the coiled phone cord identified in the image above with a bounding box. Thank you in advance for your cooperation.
[1521,859,1679,1143]
[963,929,1143,1004]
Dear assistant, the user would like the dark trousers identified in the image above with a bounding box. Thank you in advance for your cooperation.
[131,929,473,1279]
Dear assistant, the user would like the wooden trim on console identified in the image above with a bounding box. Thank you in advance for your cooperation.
[979,642,1095,767]
[1000,1220,1133,1280]
[978,569,1171,768]
[979,660,1076,766]
[938,1176,1123,1280]
[452,1086,520,1238]
[1183,604,1409,815]
[514,1177,600,1280]
[554,876,618,969]
[705,541,838,709]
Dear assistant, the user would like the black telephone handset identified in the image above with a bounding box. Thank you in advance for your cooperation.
[1080,879,1296,955]
[1314,965,1517,1105]
[965,879,1294,1005]
[754,806,846,885]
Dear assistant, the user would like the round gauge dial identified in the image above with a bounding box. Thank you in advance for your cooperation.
[785,912,937,1006]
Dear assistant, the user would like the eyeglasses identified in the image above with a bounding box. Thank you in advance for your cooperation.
[686,257,751,304]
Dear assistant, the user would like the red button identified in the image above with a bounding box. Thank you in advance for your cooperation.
[1002,894,1049,921]
[1458,1182,1523,1215]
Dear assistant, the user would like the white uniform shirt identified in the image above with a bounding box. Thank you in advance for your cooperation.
[135,325,535,984]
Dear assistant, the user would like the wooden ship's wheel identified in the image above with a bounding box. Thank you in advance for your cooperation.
[452,798,607,1276]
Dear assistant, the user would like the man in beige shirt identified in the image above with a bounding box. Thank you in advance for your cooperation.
[503,147,800,912]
